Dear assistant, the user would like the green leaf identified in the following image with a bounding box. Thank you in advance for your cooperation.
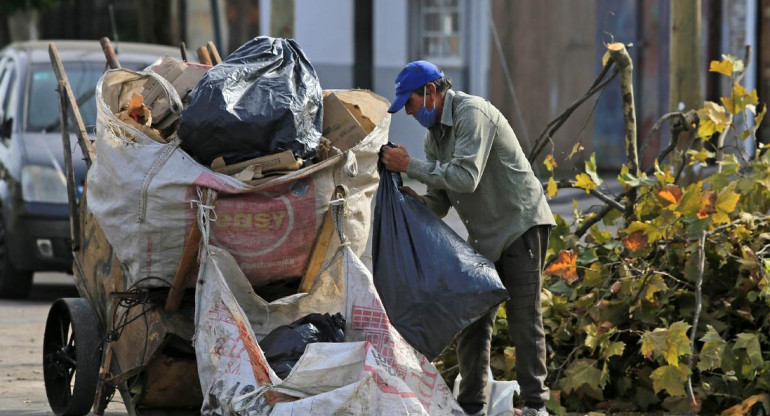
[577,248,598,265]
[733,332,763,370]
[641,330,667,361]
[603,341,626,360]
[650,364,690,397]
[561,359,603,394]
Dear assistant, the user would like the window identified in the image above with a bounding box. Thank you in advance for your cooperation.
[418,0,462,62]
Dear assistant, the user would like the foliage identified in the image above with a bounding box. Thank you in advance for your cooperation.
[437,55,770,414]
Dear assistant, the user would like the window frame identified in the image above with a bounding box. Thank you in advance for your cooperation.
[410,0,466,68]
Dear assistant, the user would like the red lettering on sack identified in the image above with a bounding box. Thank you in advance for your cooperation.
[186,179,317,284]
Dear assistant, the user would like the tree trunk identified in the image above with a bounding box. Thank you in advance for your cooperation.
[669,0,703,183]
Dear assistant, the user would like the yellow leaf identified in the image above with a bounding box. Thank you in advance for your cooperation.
[547,176,558,199]
[663,321,692,367]
[716,190,740,214]
[651,365,690,397]
[574,173,597,193]
[568,142,585,159]
[709,59,733,77]
[544,154,558,172]
[545,250,578,284]
[601,50,611,67]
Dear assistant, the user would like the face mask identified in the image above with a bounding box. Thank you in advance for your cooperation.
[414,85,438,128]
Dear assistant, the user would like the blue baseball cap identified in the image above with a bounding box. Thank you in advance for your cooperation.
[387,60,445,113]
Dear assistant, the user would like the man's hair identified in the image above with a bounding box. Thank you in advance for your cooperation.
[415,76,453,95]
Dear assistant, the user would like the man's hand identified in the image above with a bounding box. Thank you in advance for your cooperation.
[399,186,426,205]
[381,145,411,172]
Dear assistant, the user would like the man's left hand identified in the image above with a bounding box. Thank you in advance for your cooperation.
[381,145,411,172]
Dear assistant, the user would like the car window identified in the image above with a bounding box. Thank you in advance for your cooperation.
[26,60,155,133]
[0,57,13,120]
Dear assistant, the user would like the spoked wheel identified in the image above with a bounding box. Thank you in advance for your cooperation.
[43,298,102,416]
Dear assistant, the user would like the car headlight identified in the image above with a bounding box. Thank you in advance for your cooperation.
[21,165,69,203]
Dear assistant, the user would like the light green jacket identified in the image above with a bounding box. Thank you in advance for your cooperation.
[406,89,555,262]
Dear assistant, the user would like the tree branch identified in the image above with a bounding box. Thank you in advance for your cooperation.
[528,63,619,163]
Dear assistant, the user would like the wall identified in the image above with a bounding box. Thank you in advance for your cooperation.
[490,0,598,174]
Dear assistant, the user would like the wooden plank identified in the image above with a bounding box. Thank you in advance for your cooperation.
[48,43,94,166]
[100,37,121,69]
[165,224,201,311]
[57,81,80,251]
[197,46,213,65]
[207,41,222,64]
[298,208,335,293]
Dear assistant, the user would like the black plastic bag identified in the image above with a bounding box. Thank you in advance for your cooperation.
[259,312,346,379]
[179,36,323,165]
[372,151,509,360]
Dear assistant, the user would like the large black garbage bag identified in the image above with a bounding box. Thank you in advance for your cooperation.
[178,36,323,165]
[372,152,509,360]
[259,312,346,379]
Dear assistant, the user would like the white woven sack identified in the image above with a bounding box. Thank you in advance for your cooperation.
[90,69,386,289]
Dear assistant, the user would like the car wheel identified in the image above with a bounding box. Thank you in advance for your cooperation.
[0,214,33,298]
[43,298,102,416]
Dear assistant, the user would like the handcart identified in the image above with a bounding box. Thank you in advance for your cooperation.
[40,39,387,416]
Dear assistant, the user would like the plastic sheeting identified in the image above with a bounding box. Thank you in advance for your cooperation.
[372,160,510,360]
[179,37,323,165]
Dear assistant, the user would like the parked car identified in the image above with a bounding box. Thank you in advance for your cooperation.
[0,40,182,298]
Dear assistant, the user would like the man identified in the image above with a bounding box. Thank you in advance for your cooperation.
[381,61,555,416]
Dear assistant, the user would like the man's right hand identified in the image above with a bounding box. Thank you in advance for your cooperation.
[399,186,426,205]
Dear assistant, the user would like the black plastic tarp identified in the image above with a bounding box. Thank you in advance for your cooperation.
[372,155,510,360]
[179,36,323,165]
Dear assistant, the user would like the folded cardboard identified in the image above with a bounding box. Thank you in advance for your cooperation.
[322,89,389,152]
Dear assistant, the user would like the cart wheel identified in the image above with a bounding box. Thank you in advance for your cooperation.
[43,298,102,416]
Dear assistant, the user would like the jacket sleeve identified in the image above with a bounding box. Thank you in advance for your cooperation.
[406,105,497,194]
[420,139,451,218]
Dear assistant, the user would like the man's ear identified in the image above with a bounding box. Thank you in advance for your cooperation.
[427,82,437,96]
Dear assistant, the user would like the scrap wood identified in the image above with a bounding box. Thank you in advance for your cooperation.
[48,43,94,166]
[165,190,217,312]
[100,37,121,69]
[207,41,222,64]
[299,209,335,293]
[211,150,302,176]
[197,46,213,65]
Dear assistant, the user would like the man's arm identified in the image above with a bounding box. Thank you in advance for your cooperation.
[381,141,451,217]
[406,107,497,194]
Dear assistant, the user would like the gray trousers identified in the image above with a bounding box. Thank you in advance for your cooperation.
[456,225,550,409]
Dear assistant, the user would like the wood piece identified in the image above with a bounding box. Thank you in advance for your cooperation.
[165,223,201,311]
[607,42,638,222]
[100,37,121,69]
[299,209,335,293]
[197,46,213,65]
[48,43,94,166]
[180,41,188,62]
[207,41,222,64]
[57,81,80,251]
